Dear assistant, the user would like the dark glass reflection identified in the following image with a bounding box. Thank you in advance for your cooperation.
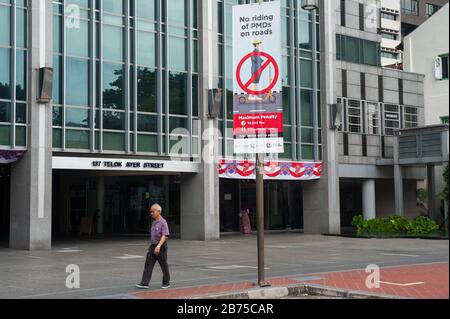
[137,67,156,113]
[16,50,26,101]
[103,111,125,130]
[0,48,11,100]
[169,72,187,115]
[103,63,124,110]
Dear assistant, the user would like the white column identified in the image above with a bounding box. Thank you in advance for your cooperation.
[362,179,376,220]
[394,165,404,217]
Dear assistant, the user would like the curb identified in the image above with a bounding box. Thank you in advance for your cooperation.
[192,284,402,300]
[323,233,449,240]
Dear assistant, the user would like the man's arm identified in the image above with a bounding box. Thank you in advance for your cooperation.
[157,235,167,248]
[154,235,167,255]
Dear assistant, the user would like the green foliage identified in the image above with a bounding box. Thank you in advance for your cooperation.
[352,215,440,236]
[441,164,449,204]
[409,216,440,235]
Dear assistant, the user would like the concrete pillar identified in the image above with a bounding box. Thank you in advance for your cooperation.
[10,0,53,250]
[303,0,341,235]
[427,164,436,221]
[96,176,105,234]
[180,0,220,241]
[394,165,404,217]
[362,179,376,220]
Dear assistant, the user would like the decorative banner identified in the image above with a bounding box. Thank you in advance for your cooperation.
[233,1,283,154]
[219,160,323,181]
[0,150,26,164]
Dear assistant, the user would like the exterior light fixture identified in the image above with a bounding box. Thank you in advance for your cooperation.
[330,102,343,130]
[301,0,318,11]
[37,67,54,104]
[208,88,222,118]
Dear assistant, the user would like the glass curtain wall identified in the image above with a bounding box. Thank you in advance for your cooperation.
[0,0,28,149]
[216,0,322,161]
[52,0,199,157]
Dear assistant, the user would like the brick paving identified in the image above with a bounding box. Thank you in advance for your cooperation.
[133,263,449,299]
[301,262,449,299]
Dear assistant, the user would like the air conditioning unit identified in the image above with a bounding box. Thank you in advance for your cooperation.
[434,56,443,80]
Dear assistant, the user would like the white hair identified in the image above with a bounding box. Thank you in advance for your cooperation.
[151,204,162,213]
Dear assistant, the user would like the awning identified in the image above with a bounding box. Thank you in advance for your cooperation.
[219,159,322,181]
[0,150,26,164]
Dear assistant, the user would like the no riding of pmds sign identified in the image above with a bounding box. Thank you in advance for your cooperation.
[232,1,284,154]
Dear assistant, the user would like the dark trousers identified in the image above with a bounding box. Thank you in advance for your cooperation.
[141,243,170,286]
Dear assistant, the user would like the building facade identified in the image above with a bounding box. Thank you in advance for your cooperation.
[336,0,427,227]
[403,3,449,214]
[401,0,449,37]
[380,0,402,68]
[1,0,343,250]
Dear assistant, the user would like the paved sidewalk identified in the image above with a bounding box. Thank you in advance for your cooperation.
[133,262,449,299]
[0,234,448,299]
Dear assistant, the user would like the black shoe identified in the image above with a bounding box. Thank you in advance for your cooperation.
[135,283,150,289]
[161,284,171,289]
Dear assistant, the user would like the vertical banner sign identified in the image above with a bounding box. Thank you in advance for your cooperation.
[233,1,283,154]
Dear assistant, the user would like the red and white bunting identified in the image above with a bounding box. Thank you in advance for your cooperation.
[218,159,322,181]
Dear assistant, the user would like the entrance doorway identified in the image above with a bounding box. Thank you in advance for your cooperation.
[52,171,181,236]
[219,179,303,232]
[0,165,10,242]
[340,180,363,228]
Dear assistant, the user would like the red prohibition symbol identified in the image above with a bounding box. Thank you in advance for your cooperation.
[236,51,280,96]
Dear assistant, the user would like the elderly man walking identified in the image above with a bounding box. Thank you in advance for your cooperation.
[136,203,171,289]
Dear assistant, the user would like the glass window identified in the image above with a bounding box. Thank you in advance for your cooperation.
[103,63,124,109]
[441,55,449,80]
[426,3,441,17]
[16,50,26,101]
[66,129,90,149]
[53,55,62,104]
[401,0,419,16]
[283,88,290,124]
[0,101,10,123]
[0,5,10,46]
[137,134,157,153]
[346,36,360,64]
[137,67,157,113]
[66,57,89,106]
[103,111,125,130]
[66,107,90,128]
[0,125,10,145]
[135,0,156,20]
[364,40,378,66]
[381,13,397,20]
[66,19,89,57]
[301,145,314,160]
[300,90,313,126]
[0,48,10,100]
[15,126,26,147]
[53,15,62,53]
[299,20,312,50]
[167,0,186,26]
[300,60,312,88]
[103,132,125,151]
[103,25,124,62]
[16,103,26,124]
[169,37,186,71]
[53,128,62,148]
[102,0,123,14]
[53,106,62,126]
[137,31,156,67]
[137,114,157,132]
[16,8,27,48]
[169,72,187,115]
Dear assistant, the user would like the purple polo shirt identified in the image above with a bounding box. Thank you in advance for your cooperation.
[150,217,170,245]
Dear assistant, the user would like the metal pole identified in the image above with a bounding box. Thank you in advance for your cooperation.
[256,153,269,287]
